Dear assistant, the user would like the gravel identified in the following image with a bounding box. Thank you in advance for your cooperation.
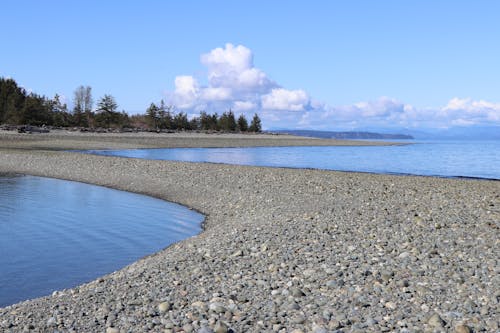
[0,133,498,332]
[0,130,394,150]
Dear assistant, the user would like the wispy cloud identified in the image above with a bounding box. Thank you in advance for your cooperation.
[166,43,500,130]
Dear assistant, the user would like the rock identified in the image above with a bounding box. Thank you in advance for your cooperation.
[380,270,394,281]
[326,280,343,288]
[214,321,228,333]
[302,268,316,277]
[231,249,243,257]
[454,324,472,333]
[396,279,410,287]
[163,320,174,329]
[398,252,410,259]
[46,316,57,327]
[192,301,207,310]
[158,302,171,313]
[427,313,446,328]
[286,302,301,310]
[384,301,397,310]
[312,324,328,333]
[182,323,194,333]
[209,302,227,313]
[291,314,306,324]
[198,327,215,333]
[290,287,305,297]
[106,328,120,333]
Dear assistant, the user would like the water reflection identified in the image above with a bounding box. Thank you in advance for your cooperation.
[0,175,203,307]
[84,140,500,180]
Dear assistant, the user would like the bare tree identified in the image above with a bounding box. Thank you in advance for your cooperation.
[73,85,93,126]
[83,86,93,126]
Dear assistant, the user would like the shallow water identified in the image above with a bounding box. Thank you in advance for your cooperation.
[0,175,203,307]
[83,140,500,180]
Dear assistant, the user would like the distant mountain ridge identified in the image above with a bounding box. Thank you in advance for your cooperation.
[273,129,414,140]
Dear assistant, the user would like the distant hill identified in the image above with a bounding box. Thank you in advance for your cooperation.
[405,126,500,140]
[272,129,414,140]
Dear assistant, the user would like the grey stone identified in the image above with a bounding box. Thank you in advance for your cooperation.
[427,313,446,328]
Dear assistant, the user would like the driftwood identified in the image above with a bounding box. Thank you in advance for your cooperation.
[17,125,50,134]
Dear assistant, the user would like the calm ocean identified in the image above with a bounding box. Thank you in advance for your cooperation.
[84,140,500,180]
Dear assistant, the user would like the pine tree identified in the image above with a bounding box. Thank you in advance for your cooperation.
[50,94,70,127]
[0,77,27,124]
[237,114,248,132]
[158,100,173,129]
[219,110,237,131]
[146,103,159,130]
[249,113,262,132]
[95,94,118,127]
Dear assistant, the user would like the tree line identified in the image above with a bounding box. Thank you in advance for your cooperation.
[145,102,261,132]
[0,77,262,132]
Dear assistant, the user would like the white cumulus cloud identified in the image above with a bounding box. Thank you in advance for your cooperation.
[200,43,276,94]
[165,43,500,130]
[200,87,232,101]
[173,75,199,108]
[232,100,256,112]
[201,43,253,75]
[261,88,310,111]
[443,97,500,122]
[167,43,294,115]
[298,96,500,130]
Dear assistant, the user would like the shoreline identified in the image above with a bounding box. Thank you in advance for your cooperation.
[74,151,500,182]
[0,130,404,150]
[0,133,498,332]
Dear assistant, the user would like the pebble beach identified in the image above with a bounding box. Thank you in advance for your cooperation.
[0,131,498,333]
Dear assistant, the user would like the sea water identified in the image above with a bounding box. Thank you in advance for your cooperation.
[0,175,203,307]
[83,140,500,180]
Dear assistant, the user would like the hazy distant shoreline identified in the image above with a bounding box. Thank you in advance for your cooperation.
[0,132,498,332]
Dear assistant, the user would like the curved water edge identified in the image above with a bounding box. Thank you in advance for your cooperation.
[0,175,204,307]
[78,140,500,181]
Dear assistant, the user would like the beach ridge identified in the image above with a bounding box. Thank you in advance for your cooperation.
[0,133,498,332]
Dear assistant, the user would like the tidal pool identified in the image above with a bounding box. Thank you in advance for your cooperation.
[0,175,203,307]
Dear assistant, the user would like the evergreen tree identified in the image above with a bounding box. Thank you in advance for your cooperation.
[189,116,200,130]
[49,94,70,127]
[118,111,131,128]
[199,111,210,130]
[237,114,248,132]
[199,111,219,130]
[158,100,173,129]
[95,94,119,127]
[227,110,237,131]
[0,77,27,124]
[72,104,87,127]
[1,76,265,131]
[173,112,189,130]
[249,113,262,132]
[146,102,159,129]
[211,113,220,130]
[22,93,50,126]
[218,110,237,131]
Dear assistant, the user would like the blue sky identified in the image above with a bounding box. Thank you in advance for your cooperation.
[1,1,499,130]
